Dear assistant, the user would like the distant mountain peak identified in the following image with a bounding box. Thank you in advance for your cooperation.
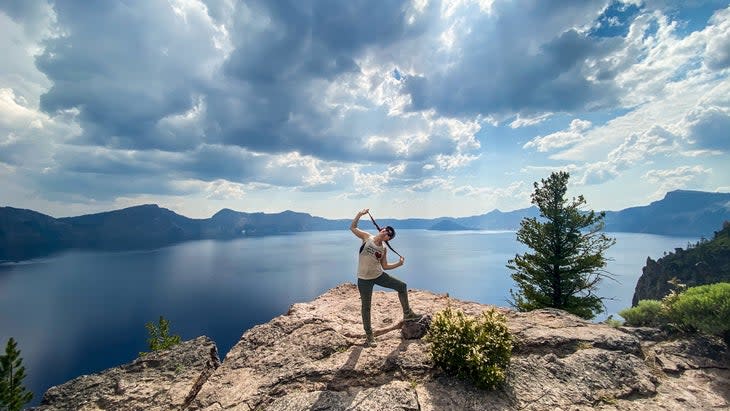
[212,208,239,218]
[125,204,160,209]
[661,189,729,200]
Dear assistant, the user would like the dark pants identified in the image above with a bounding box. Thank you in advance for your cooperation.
[357,272,411,336]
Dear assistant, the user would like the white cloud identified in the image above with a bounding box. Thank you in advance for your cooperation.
[0,1,728,218]
[704,7,730,70]
[510,113,552,129]
[453,181,529,201]
[555,6,730,164]
[409,176,452,192]
[643,165,711,198]
[204,179,247,201]
[579,125,679,184]
[524,119,592,152]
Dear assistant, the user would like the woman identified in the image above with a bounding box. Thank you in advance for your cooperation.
[350,208,418,347]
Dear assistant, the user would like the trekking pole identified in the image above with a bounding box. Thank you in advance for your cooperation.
[366,211,403,259]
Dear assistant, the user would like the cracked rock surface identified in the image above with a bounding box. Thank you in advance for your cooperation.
[31,336,219,411]
[33,283,730,410]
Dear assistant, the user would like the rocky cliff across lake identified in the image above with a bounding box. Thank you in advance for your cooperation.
[632,221,730,305]
[32,284,729,410]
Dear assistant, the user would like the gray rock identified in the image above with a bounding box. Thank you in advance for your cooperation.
[401,314,431,339]
[34,284,730,410]
[32,336,219,411]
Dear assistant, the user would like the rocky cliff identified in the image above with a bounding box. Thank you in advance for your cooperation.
[32,284,729,410]
[632,221,730,305]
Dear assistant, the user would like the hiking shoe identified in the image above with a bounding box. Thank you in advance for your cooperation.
[404,310,421,321]
[365,334,377,347]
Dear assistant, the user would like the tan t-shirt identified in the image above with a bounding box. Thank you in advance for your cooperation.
[357,236,385,280]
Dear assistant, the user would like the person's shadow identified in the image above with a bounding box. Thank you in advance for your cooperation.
[308,338,417,410]
[307,344,363,410]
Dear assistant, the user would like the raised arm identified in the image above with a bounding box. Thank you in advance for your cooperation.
[350,209,370,240]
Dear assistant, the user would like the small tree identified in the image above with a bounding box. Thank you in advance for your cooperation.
[143,316,181,355]
[0,338,33,411]
[507,171,616,319]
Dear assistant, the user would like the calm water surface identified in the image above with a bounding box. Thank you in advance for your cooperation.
[0,229,696,405]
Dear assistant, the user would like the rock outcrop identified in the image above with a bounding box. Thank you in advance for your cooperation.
[632,221,730,305]
[32,336,219,410]
[34,284,729,410]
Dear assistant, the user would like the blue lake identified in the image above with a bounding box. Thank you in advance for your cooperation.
[0,229,696,405]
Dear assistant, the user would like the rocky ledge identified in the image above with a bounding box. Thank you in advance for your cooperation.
[33,283,729,410]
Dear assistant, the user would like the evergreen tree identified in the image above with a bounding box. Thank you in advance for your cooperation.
[507,171,616,319]
[145,316,181,353]
[0,338,33,411]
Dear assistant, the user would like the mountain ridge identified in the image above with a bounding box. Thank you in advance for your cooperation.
[2,189,729,263]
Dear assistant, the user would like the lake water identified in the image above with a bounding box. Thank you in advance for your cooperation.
[0,229,696,405]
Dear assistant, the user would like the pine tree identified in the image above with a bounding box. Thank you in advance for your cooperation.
[507,171,616,319]
[0,338,33,411]
[145,316,181,353]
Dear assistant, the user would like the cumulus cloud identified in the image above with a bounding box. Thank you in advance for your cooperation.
[0,87,79,167]
[35,1,225,151]
[204,179,248,201]
[580,125,679,184]
[682,106,730,152]
[449,180,533,214]
[643,165,711,198]
[1,0,728,217]
[552,5,730,165]
[704,7,730,70]
[676,79,730,153]
[523,119,593,152]
[402,0,623,118]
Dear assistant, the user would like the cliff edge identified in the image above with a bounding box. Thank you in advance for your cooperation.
[32,284,729,410]
[632,221,730,305]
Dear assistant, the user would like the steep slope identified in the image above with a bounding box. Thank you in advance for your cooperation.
[0,207,75,261]
[60,204,202,250]
[632,221,730,305]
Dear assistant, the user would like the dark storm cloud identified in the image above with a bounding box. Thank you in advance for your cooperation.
[178,144,263,182]
[31,168,196,201]
[209,0,422,159]
[403,0,624,117]
[0,0,50,33]
[28,0,433,163]
[34,0,221,151]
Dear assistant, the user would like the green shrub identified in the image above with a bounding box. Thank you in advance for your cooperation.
[664,282,730,343]
[603,315,623,328]
[619,299,666,327]
[425,307,513,389]
[140,316,181,356]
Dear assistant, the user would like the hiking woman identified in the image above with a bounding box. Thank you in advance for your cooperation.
[350,208,418,347]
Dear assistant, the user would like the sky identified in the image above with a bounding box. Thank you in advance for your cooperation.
[1,0,729,220]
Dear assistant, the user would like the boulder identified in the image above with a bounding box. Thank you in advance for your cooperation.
[401,314,432,340]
